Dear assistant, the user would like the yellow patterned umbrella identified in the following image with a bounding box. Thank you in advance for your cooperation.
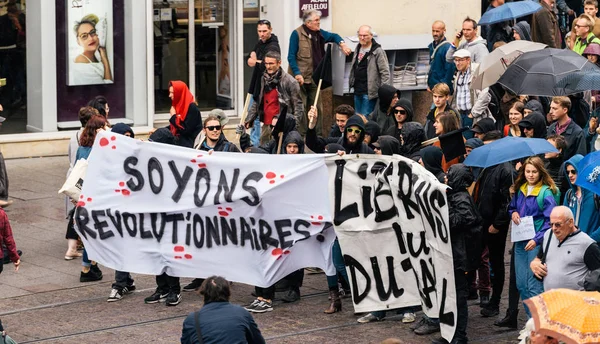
[524,289,600,344]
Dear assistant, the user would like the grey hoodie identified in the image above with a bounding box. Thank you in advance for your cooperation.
[446,36,489,64]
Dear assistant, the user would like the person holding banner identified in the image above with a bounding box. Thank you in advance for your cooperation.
[76,114,108,283]
[168,81,203,149]
[245,51,303,145]
[306,108,374,154]
[507,157,559,318]
[197,116,239,153]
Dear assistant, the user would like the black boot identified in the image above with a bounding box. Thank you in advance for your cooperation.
[494,309,518,329]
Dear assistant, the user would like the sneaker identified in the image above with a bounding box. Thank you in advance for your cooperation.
[479,294,490,307]
[183,278,204,292]
[410,317,427,330]
[124,283,136,293]
[357,313,383,323]
[144,291,168,304]
[281,289,300,303]
[402,312,416,323]
[80,268,103,282]
[413,319,440,335]
[165,292,182,306]
[90,264,103,278]
[244,299,261,311]
[107,288,124,302]
[249,300,273,313]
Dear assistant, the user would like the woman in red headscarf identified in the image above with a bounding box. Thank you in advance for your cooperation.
[168,81,203,148]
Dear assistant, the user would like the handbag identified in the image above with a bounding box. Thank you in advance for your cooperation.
[193,311,204,344]
[58,159,88,201]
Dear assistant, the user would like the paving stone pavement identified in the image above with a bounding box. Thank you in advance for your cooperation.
[0,156,524,343]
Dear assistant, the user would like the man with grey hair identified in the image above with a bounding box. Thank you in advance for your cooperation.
[244,51,303,144]
[348,25,390,117]
[530,206,600,292]
[288,9,351,136]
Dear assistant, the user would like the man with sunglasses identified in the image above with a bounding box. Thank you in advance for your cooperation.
[245,51,303,145]
[563,154,600,242]
[306,106,373,154]
[247,19,280,146]
[530,206,600,291]
[198,116,239,153]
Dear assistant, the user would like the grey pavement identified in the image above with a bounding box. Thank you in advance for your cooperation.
[0,156,523,343]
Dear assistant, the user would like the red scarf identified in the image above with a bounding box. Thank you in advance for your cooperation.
[169,80,194,136]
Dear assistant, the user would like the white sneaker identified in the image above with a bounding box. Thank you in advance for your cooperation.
[402,312,416,323]
[107,288,123,302]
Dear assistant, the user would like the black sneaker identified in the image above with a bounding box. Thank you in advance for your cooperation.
[80,268,103,282]
[124,283,136,293]
[144,291,168,304]
[107,288,124,302]
[165,292,182,306]
[183,278,204,292]
[413,319,440,335]
[479,294,490,307]
[90,264,103,278]
[410,317,427,331]
[244,299,261,311]
[481,305,500,317]
[248,300,273,313]
[281,289,300,303]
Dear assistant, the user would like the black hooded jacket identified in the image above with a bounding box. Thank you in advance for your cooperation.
[446,164,483,272]
[419,146,445,183]
[474,161,513,232]
[248,34,280,62]
[518,111,547,138]
[282,131,305,154]
[376,135,401,156]
[199,134,240,152]
[365,121,381,149]
[306,115,374,154]
[385,99,414,139]
[473,118,496,135]
[399,122,426,161]
[370,84,399,134]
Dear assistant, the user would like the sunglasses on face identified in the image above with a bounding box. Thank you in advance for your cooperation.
[206,125,222,131]
[346,128,362,135]
[567,169,577,175]
[394,109,407,115]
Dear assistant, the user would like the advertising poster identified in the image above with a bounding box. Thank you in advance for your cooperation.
[66,0,114,86]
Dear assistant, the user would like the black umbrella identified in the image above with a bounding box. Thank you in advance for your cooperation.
[555,70,600,91]
[497,48,600,96]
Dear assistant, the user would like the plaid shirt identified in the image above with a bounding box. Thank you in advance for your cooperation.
[0,208,18,263]
[454,68,471,112]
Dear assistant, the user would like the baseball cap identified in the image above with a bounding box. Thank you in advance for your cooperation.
[453,49,471,59]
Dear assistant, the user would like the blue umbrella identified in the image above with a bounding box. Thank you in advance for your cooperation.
[464,136,558,168]
[575,151,600,195]
[479,2,542,25]
[555,70,600,93]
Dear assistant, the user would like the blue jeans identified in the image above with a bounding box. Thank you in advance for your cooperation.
[514,240,544,317]
[250,118,261,147]
[82,248,91,268]
[326,238,349,288]
[459,110,474,139]
[354,94,377,117]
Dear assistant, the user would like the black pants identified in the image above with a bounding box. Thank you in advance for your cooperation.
[0,152,8,201]
[284,269,304,291]
[255,285,275,300]
[485,228,508,307]
[112,271,134,291]
[454,269,469,344]
[507,243,520,312]
[156,273,180,294]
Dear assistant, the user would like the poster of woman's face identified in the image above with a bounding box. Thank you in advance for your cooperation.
[67,0,114,86]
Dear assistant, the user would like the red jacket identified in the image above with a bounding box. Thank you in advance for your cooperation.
[0,209,19,263]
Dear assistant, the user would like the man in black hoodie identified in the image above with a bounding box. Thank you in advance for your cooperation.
[385,99,413,139]
[247,20,281,146]
[369,84,400,134]
[306,107,374,154]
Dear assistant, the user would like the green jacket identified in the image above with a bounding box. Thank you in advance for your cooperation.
[573,32,600,55]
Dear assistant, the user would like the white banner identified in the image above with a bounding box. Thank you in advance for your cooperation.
[326,155,457,341]
[75,132,335,288]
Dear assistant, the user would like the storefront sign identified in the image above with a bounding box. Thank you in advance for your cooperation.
[75,132,336,288]
[326,155,457,342]
[299,0,328,17]
[66,0,115,86]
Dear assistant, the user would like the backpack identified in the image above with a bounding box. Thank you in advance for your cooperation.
[536,185,560,211]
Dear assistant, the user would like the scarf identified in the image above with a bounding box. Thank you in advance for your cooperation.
[263,68,282,92]
[169,80,194,137]
[303,24,325,71]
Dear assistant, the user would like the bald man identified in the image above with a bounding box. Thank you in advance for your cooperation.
[531,206,600,292]
[427,20,455,93]
[349,25,391,116]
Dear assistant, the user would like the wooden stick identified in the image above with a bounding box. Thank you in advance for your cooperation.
[309,79,323,127]
[277,132,284,154]
[237,93,252,140]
